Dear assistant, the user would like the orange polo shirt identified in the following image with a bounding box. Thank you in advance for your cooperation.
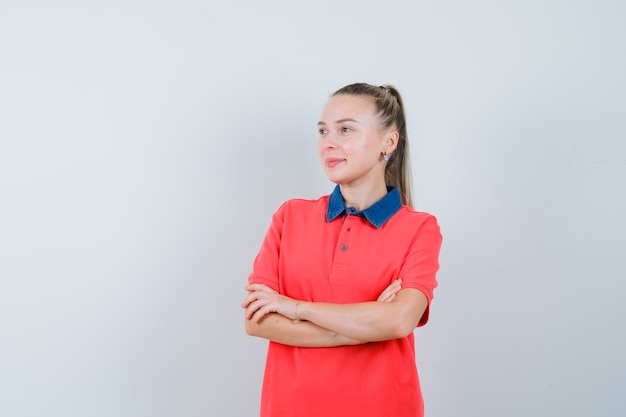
[249,186,442,417]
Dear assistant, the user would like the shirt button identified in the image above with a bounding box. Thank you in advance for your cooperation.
[341,245,348,251]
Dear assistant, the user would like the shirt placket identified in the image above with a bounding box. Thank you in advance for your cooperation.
[329,214,358,281]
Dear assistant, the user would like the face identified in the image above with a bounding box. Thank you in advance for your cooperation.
[317,94,394,188]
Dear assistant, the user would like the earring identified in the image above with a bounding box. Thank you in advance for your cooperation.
[383,151,389,161]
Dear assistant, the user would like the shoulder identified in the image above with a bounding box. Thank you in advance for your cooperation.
[267,195,330,237]
[274,195,329,218]
[389,206,442,236]
[277,195,328,211]
[396,206,439,225]
[283,195,329,208]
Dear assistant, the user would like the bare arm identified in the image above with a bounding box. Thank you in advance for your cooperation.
[244,313,362,347]
[243,280,423,343]
[242,279,403,346]
[295,289,427,342]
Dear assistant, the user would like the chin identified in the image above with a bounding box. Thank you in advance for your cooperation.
[323,172,345,184]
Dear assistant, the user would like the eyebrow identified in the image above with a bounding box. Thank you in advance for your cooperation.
[317,118,359,126]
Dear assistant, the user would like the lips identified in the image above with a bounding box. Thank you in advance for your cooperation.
[325,158,345,168]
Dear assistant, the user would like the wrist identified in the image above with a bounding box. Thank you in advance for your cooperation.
[293,302,301,323]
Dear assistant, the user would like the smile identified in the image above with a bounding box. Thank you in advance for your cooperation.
[325,158,345,168]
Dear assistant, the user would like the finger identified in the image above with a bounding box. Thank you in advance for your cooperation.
[242,286,279,308]
[250,302,274,323]
[245,299,265,320]
[386,279,403,302]
[377,289,391,302]
[246,294,279,320]
[377,280,401,301]
[241,291,254,308]
[377,291,390,302]
[245,283,278,294]
[378,283,394,301]
[379,292,396,302]
[241,290,264,308]
[388,279,402,292]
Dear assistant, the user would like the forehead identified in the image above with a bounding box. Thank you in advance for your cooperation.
[320,94,377,122]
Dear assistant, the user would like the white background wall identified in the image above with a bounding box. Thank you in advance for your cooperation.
[1,1,625,416]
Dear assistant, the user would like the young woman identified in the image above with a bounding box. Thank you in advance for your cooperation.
[242,83,442,417]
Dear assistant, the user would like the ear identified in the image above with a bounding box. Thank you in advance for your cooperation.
[383,130,400,155]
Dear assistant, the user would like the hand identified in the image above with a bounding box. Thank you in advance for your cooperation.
[377,279,402,302]
[242,283,300,323]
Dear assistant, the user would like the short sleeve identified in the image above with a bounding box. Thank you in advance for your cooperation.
[398,214,442,326]
[247,202,287,292]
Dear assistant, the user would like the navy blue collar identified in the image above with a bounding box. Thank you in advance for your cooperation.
[326,185,403,228]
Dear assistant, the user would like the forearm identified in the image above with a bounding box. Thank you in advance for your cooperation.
[297,289,427,342]
[245,313,364,347]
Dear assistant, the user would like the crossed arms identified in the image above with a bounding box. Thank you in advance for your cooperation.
[242,279,428,347]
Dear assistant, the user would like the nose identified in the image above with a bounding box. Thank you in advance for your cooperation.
[320,132,338,150]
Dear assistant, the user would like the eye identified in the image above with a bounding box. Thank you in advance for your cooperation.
[340,126,352,134]
[318,128,327,135]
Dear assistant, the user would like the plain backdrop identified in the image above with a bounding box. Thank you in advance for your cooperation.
[1,1,625,416]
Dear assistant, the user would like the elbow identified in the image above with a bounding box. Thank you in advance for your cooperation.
[386,307,423,339]
[385,289,427,339]
[389,321,416,339]
[244,318,258,336]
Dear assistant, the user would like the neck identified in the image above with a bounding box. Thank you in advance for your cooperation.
[339,182,388,211]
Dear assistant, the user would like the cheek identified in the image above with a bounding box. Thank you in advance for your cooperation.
[317,141,326,161]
